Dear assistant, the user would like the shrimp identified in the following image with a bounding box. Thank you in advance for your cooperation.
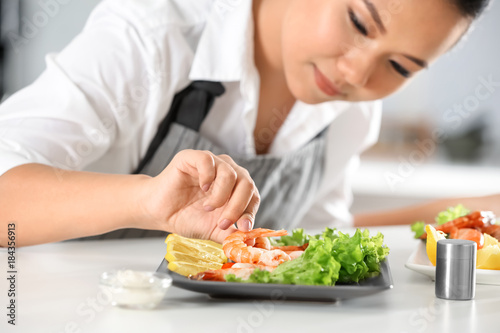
[449,227,484,249]
[190,263,274,282]
[275,244,309,253]
[288,251,305,260]
[223,228,291,266]
[436,211,488,234]
[254,236,272,250]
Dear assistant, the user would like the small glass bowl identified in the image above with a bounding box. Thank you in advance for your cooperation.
[99,270,172,310]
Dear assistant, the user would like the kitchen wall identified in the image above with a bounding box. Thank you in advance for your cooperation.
[3,0,102,95]
[380,0,500,164]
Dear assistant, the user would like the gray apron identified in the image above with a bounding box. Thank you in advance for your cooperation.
[82,82,326,240]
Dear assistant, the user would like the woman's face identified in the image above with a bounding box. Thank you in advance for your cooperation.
[281,0,470,103]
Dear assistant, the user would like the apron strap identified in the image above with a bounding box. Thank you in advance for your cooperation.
[133,81,225,174]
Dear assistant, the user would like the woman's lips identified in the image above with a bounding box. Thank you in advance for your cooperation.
[313,65,341,97]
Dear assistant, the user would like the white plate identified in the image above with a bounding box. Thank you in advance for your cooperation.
[405,241,500,286]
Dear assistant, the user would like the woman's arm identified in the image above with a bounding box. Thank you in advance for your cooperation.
[0,150,259,247]
[0,163,150,246]
[354,194,500,227]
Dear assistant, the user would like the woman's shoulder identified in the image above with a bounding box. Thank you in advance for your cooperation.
[87,0,216,32]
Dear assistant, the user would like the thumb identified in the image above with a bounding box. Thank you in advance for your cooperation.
[210,225,239,244]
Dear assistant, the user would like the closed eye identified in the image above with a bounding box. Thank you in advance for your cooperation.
[349,9,368,36]
[389,60,411,78]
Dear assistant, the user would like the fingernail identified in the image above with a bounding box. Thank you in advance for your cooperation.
[219,219,234,230]
[241,219,253,231]
[202,183,211,192]
[204,205,215,212]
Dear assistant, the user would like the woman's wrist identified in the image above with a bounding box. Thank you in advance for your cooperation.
[126,174,160,231]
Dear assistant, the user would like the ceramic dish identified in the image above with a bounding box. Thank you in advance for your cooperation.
[156,258,393,302]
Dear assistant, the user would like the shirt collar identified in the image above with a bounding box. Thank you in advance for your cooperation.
[189,1,255,83]
[270,100,355,154]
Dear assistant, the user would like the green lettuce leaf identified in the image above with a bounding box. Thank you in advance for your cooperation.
[435,204,470,225]
[225,268,272,284]
[333,229,389,283]
[269,228,310,247]
[268,236,341,285]
[411,221,426,239]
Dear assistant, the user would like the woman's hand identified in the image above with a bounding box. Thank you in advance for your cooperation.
[140,150,260,243]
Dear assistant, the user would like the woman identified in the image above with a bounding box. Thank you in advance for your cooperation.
[0,0,495,246]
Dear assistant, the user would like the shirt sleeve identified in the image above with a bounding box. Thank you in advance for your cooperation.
[0,2,175,176]
[298,100,382,228]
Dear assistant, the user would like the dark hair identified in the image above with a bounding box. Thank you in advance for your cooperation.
[452,0,490,18]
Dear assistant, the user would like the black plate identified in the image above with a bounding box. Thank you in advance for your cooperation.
[156,259,393,302]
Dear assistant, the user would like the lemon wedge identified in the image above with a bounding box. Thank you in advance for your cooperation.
[482,233,499,247]
[165,234,227,276]
[425,225,446,266]
[167,261,225,277]
[477,234,500,270]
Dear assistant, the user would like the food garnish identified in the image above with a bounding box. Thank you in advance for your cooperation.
[476,234,500,270]
[164,233,227,276]
[411,204,470,239]
[188,227,390,286]
[411,205,500,270]
[411,205,499,244]
[425,225,447,266]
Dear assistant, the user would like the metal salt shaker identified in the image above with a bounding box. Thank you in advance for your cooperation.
[435,239,476,300]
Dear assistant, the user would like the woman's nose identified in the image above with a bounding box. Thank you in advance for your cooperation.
[337,49,375,88]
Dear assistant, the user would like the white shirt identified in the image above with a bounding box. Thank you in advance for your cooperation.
[0,0,382,228]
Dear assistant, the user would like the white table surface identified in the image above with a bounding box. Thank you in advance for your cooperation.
[1,225,499,333]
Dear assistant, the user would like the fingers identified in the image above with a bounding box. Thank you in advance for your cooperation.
[214,175,255,229]
[235,190,260,231]
[210,223,236,243]
[172,150,260,238]
[172,150,216,191]
[210,155,260,230]
[203,156,238,210]
[192,151,217,192]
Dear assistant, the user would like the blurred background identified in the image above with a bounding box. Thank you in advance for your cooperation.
[1,0,500,216]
